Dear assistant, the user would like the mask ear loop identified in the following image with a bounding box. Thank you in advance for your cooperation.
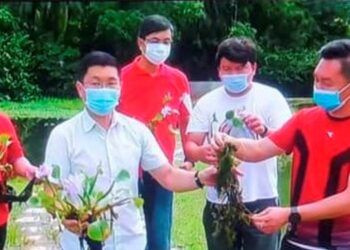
[330,84,350,112]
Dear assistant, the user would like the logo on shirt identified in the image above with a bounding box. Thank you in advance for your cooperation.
[327,131,334,138]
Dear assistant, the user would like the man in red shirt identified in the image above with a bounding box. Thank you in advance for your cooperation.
[0,113,37,249]
[118,15,192,250]
[212,39,350,250]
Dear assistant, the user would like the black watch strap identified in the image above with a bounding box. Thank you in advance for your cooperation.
[260,125,269,137]
[194,171,204,189]
[288,207,301,227]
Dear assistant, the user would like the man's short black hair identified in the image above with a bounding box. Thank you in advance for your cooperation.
[138,14,174,39]
[77,51,118,81]
[215,37,257,67]
[320,39,350,80]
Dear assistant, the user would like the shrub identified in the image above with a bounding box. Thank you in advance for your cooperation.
[0,32,40,101]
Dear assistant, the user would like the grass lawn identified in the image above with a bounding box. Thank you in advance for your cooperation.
[0,98,82,119]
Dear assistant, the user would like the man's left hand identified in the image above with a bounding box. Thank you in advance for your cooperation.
[242,113,268,137]
[198,166,218,186]
[251,207,290,234]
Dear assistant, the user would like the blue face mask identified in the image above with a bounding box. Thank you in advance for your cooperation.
[145,43,171,65]
[85,88,120,116]
[221,74,250,94]
[313,84,350,111]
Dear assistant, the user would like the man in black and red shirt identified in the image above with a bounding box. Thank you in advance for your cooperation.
[212,39,350,250]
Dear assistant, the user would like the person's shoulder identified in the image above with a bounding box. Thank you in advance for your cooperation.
[198,86,224,102]
[163,64,188,81]
[121,59,137,77]
[50,112,82,136]
[296,106,321,117]
[116,112,149,133]
[0,112,11,123]
[254,82,284,96]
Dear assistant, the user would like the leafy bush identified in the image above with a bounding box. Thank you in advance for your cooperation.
[33,42,80,97]
[259,48,318,97]
[0,32,40,101]
[0,6,18,32]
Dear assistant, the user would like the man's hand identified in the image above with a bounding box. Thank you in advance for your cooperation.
[179,161,195,171]
[251,207,290,234]
[62,219,89,235]
[198,166,218,186]
[210,132,234,152]
[24,165,38,180]
[241,113,268,137]
[193,144,218,165]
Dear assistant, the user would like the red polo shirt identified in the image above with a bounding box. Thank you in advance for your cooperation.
[269,107,350,248]
[0,113,24,226]
[118,56,191,162]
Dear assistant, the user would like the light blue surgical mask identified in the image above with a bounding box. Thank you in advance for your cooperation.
[313,84,350,111]
[85,88,120,116]
[145,43,171,65]
[221,74,250,94]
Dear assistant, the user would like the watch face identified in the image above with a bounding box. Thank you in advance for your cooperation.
[289,212,301,224]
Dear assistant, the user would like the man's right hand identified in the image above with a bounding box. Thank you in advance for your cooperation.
[62,219,88,235]
[210,132,235,152]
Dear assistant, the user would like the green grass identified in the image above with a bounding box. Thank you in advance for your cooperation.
[0,98,82,119]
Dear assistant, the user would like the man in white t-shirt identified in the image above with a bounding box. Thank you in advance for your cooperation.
[44,51,218,250]
[185,37,291,250]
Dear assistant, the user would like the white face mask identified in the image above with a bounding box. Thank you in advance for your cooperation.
[144,43,171,65]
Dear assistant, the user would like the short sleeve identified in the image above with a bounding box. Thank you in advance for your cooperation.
[140,125,168,171]
[186,98,210,133]
[2,115,24,164]
[268,111,301,154]
[265,89,292,129]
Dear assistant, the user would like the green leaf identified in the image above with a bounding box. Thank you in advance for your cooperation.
[116,169,130,182]
[29,196,41,207]
[51,165,61,179]
[133,197,144,208]
[232,117,244,128]
[87,220,111,242]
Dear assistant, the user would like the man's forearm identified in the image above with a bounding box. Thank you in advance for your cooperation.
[298,187,350,221]
[230,137,283,162]
[160,167,198,192]
[13,157,36,179]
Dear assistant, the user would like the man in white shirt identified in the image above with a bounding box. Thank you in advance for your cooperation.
[44,51,217,250]
[185,37,291,250]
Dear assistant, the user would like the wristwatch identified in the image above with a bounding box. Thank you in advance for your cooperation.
[288,206,301,226]
[194,171,204,189]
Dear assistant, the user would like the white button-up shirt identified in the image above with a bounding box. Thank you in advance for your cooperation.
[44,109,168,250]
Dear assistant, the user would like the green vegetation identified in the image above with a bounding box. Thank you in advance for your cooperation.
[0,1,349,100]
[0,98,82,119]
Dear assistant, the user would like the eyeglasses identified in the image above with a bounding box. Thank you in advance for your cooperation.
[83,82,120,89]
[145,38,172,45]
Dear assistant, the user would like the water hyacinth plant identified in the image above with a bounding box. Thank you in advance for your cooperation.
[31,164,143,250]
[211,113,251,247]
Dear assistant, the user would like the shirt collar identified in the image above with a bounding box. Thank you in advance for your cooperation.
[81,109,124,133]
[130,56,165,76]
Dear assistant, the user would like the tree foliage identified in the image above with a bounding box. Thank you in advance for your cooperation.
[0,0,349,100]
